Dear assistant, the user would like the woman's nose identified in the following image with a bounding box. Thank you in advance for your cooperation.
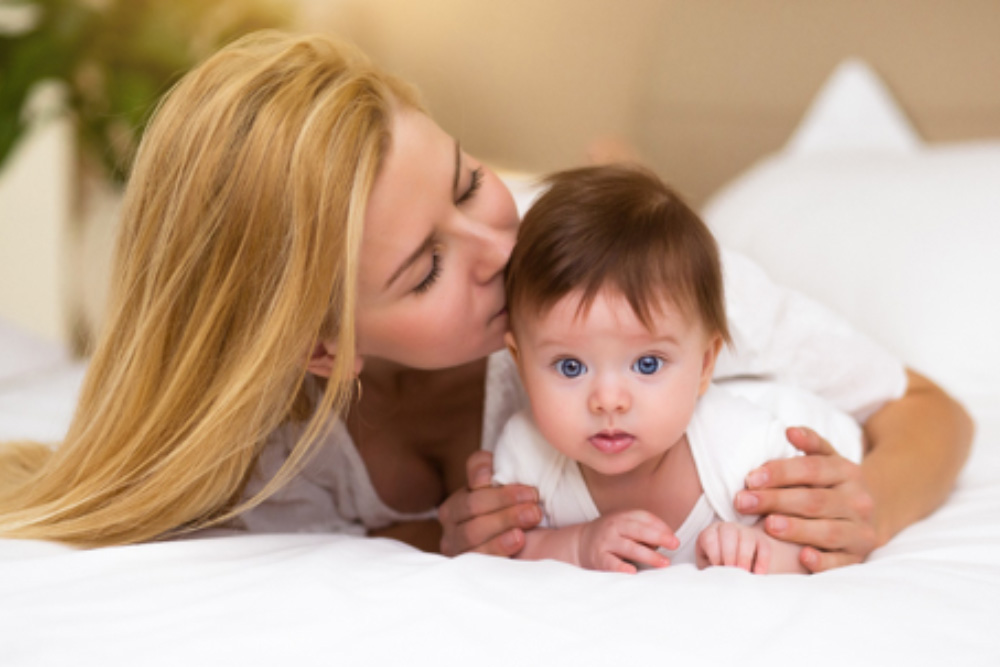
[471,224,516,285]
[588,379,631,415]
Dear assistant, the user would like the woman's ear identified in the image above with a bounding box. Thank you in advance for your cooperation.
[698,334,723,396]
[307,340,364,378]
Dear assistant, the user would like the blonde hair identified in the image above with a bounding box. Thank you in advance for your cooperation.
[0,32,420,546]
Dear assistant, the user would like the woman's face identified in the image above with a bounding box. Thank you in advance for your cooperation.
[354,106,519,370]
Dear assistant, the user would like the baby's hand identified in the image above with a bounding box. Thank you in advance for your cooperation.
[696,521,772,574]
[578,510,679,574]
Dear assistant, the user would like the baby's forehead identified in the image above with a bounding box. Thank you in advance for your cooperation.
[524,286,700,334]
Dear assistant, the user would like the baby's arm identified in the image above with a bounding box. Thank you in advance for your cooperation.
[518,510,679,574]
[696,521,808,574]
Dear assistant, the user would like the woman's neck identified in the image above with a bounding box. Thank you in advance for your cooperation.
[345,356,489,509]
[358,357,484,405]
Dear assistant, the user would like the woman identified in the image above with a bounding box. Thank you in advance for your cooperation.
[0,32,972,572]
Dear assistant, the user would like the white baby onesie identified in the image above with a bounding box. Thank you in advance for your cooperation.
[492,382,864,566]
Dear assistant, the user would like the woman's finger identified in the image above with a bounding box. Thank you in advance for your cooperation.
[438,499,541,556]
[438,483,538,526]
[466,528,527,558]
[785,426,837,456]
[800,546,864,573]
[745,453,854,491]
[736,487,849,521]
[465,450,495,490]
[763,514,876,555]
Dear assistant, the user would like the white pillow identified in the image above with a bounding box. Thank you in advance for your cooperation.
[703,59,1000,404]
[499,169,545,218]
[0,316,69,385]
[785,59,921,155]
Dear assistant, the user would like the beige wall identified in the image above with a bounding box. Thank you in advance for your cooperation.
[300,0,1000,203]
[0,115,72,343]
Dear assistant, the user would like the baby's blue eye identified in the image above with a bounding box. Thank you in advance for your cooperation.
[555,358,587,378]
[632,355,663,375]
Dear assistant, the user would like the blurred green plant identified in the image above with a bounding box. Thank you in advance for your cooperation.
[0,0,292,183]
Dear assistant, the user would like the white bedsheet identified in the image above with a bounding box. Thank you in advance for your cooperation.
[0,360,998,665]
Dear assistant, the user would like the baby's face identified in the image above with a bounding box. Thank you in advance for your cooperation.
[508,288,720,479]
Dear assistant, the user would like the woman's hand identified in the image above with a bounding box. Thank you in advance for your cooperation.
[733,427,877,573]
[437,451,542,557]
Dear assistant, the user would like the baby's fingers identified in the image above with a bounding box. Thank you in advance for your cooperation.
[598,553,638,575]
[736,530,759,572]
[619,511,680,551]
[718,523,742,567]
[696,525,722,568]
[697,523,766,573]
[752,539,772,574]
[611,537,670,571]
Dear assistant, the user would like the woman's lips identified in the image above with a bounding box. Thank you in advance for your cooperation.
[589,431,635,454]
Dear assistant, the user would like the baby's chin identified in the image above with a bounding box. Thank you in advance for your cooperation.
[573,449,651,478]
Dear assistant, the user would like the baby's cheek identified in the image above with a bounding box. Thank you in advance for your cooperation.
[532,392,581,453]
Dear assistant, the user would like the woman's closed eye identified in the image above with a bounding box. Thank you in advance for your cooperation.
[413,247,442,294]
[456,167,483,205]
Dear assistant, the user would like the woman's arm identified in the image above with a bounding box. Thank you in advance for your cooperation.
[369,520,444,553]
[734,368,974,572]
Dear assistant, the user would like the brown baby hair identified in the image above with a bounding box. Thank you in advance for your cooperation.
[505,164,731,344]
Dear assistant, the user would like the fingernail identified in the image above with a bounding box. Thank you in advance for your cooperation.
[516,488,538,504]
[519,507,540,525]
[768,516,788,534]
[501,529,522,551]
[802,549,817,567]
[735,491,758,511]
[746,469,769,489]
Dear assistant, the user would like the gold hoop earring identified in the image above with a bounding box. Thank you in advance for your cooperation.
[353,376,363,403]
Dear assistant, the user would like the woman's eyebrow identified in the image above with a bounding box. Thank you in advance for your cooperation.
[452,140,462,197]
[385,233,435,289]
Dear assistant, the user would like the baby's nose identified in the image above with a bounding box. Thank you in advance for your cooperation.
[588,380,631,414]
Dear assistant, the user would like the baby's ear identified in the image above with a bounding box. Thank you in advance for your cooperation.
[504,331,520,363]
[306,340,364,378]
[698,334,723,396]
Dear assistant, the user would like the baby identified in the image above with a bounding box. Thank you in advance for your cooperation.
[493,164,862,574]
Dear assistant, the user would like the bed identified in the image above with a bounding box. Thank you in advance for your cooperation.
[1,60,999,666]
